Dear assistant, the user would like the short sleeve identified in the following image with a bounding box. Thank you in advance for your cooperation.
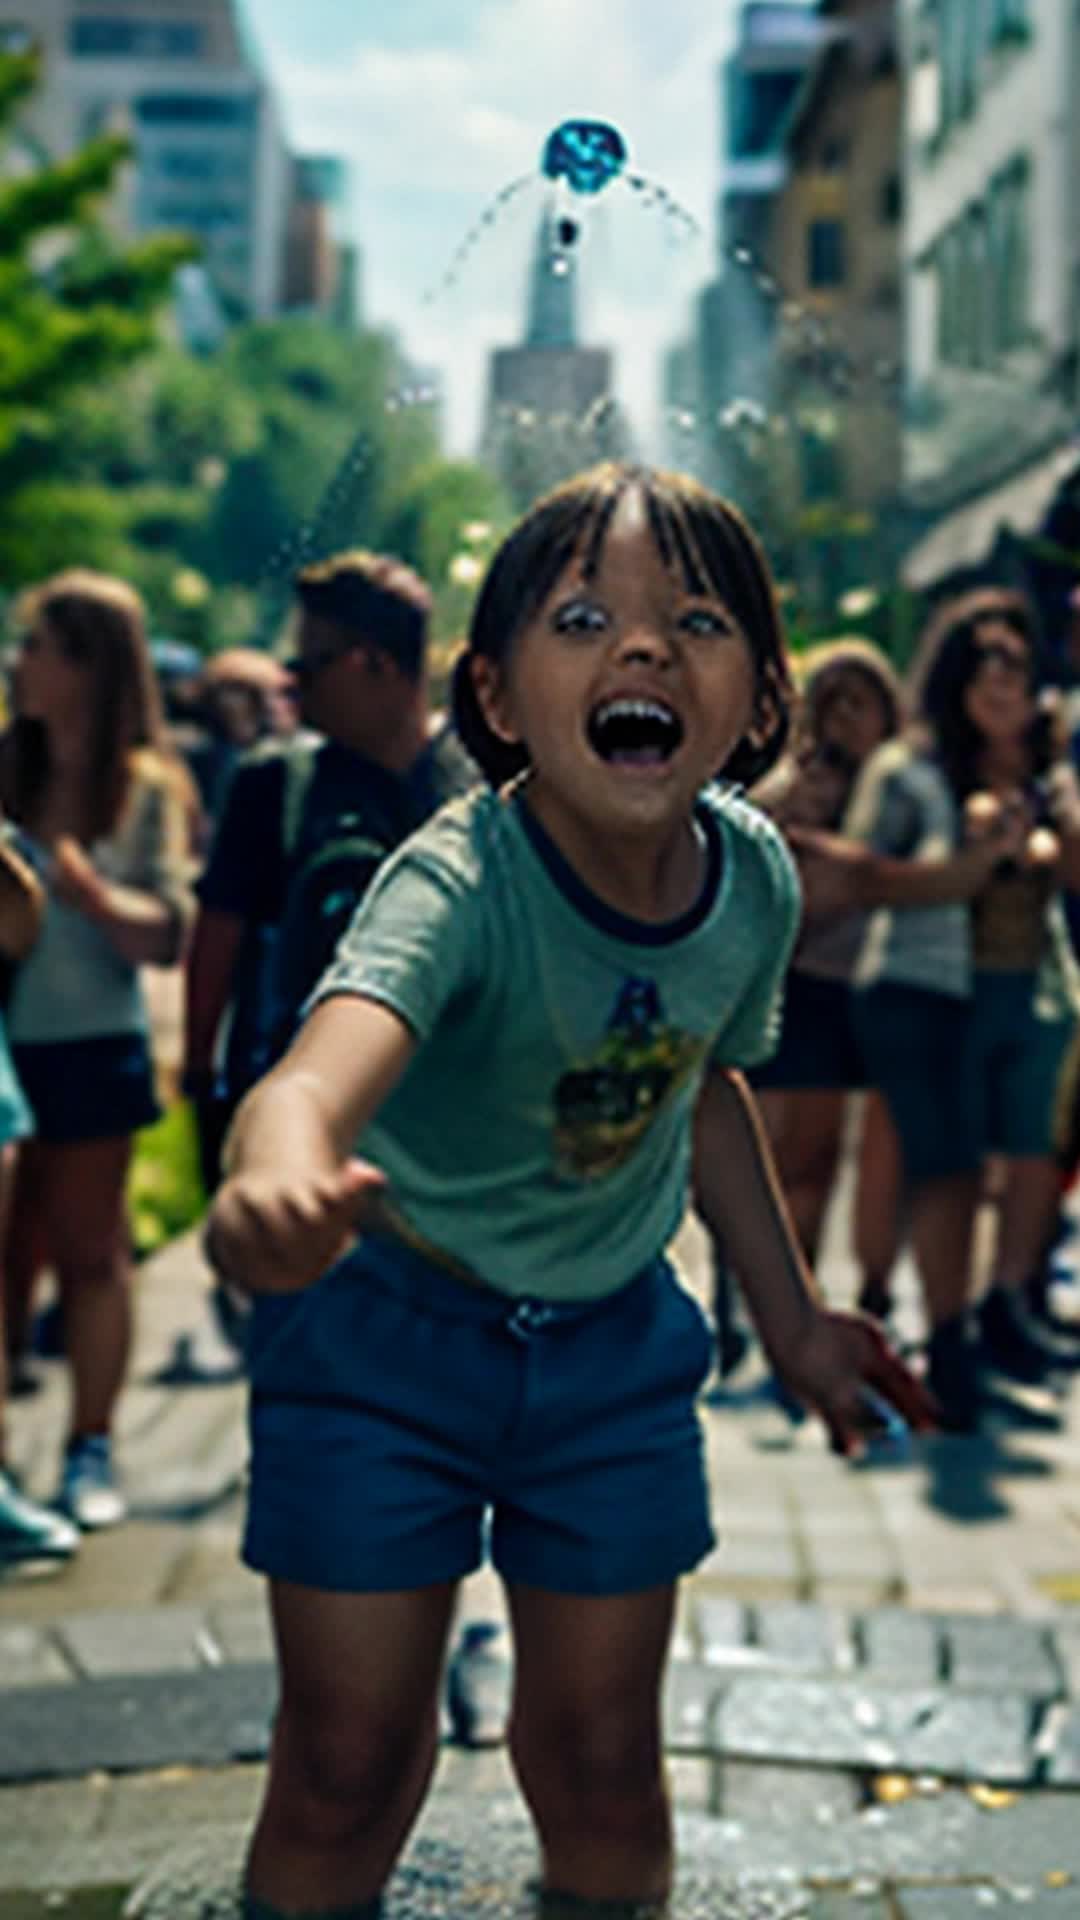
[304,844,482,1040]
[196,753,287,922]
[844,745,922,856]
[710,814,802,1069]
[131,774,195,931]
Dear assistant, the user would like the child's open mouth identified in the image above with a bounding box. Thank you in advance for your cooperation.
[587,697,684,767]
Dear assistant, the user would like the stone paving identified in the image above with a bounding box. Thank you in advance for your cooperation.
[7,1148,1080,1903]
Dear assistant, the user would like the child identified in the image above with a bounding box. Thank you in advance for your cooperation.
[207,462,933,1919]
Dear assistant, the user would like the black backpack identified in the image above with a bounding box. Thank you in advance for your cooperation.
[270,730,475,1053]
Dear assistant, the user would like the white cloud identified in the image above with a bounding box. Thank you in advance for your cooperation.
[260,0,742,451]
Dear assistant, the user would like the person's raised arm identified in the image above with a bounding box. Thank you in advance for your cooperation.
[788,817,1023,920]
[206,993,415,1296]
[691,1064,935,1453]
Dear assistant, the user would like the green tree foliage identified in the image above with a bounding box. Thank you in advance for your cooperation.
[0,49,510,651]
[0,48,194,577]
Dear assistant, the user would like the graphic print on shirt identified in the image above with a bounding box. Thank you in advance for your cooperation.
[552,976,706,1180]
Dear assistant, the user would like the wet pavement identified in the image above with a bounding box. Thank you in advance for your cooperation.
[6,1130,1080,1904]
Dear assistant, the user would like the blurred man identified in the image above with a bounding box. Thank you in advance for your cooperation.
[182,552,475,1198]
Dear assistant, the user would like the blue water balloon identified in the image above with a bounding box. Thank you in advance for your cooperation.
[540,119,628,197]
[421,119,699,306]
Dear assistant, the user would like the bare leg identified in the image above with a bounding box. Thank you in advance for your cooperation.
[853,1095,904,1315]
[3,1145,46,1367]
[246,1580,458,1912]
[506,1580,676,1906]
[990,1156,1063,1296]
[909,1174,979,1330]
[35,1137,134,1438]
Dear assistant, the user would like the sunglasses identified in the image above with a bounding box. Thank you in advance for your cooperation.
[972,642,1031,679]
[283,640,363,682]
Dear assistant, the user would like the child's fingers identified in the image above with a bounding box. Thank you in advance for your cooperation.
[863,1339,939,1431]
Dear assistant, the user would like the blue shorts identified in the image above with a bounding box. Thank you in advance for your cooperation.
[852,982,977,1181]
[968,970,1074,1159]
[748,971,866,1092]
[243,1235,715,1596]
[12,1033,160,1145]
[853,975,1075,1182]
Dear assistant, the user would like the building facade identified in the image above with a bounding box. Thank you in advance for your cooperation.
[899,0,1080,595]
[6,0,305,322]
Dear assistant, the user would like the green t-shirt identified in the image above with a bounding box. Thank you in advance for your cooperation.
[308,782,800,1301]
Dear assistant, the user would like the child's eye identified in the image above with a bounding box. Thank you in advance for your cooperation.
[553,599,608,635]
[679,606,730,637]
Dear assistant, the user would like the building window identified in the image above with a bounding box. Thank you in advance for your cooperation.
[939,0,981,128]
[987,156,1031,351]
[820,136,849,171]
[989,0,1029,44]
[807,219,846,288]
[137,94,255,127]
[70,18,204,58]
[880,172,902,223]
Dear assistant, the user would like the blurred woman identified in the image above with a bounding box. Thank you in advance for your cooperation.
[0,828,79,1567]
[0,570,193,1528]
[749,641,905,1309]
[847,587,1080,1427]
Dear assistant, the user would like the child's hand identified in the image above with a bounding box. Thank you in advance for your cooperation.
[775,1307,938,1458]
[204,1159,387,1295]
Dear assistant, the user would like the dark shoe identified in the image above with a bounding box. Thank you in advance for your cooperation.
[926,1315,982,1434]
[445,1620,513,1748]
[856,1278,894,1322]
[0,1469,79,1570]
[30,1300,65,1359]
[978,1286,1079,1385]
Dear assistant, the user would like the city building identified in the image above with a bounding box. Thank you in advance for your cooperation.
[898,0,1080,602]
[282,153,361,326]
[481,208,627,508]
[7,0,293,321]
[667,1,903,608]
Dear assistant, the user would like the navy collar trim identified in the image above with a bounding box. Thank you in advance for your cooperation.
[513,792,723,946]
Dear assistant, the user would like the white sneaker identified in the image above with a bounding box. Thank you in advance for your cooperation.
[58,1435,127,1530]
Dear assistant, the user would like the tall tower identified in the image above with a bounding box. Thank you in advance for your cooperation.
[481,207,628,508]
[524,209,577,349]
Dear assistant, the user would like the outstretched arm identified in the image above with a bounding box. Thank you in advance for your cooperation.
[207,993,416,1294]
[691,1065,935,1452]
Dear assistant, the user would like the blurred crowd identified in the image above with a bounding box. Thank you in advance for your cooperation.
[4,539,1080,1572]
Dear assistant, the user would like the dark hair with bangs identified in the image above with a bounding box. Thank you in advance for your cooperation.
[907,586,1045,798]
[451,461,793,787]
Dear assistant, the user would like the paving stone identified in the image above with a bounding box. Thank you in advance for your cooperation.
[715,1759,860,1825]
[56,1605,216,1677]
[945,1616,1063,1701]
[693,1593,749,1664]
[715,1677,1036,1783]
[0,1622,75,1689]
[753,1602,855,1673]
[205,1601,273,1665]
[1040,1701,1080,1783]
[0,1665,277,1782]
[700,1533,804,1599]
[896,1891,1076,1917]
[805,1898,891,1919]
[857,1608,942,1688]
[662,1660,722,1751]
[1048,1620,1080,1695]
[126,1800,817,1918]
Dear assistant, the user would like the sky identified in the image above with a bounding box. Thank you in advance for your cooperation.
[238,0,760,455]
